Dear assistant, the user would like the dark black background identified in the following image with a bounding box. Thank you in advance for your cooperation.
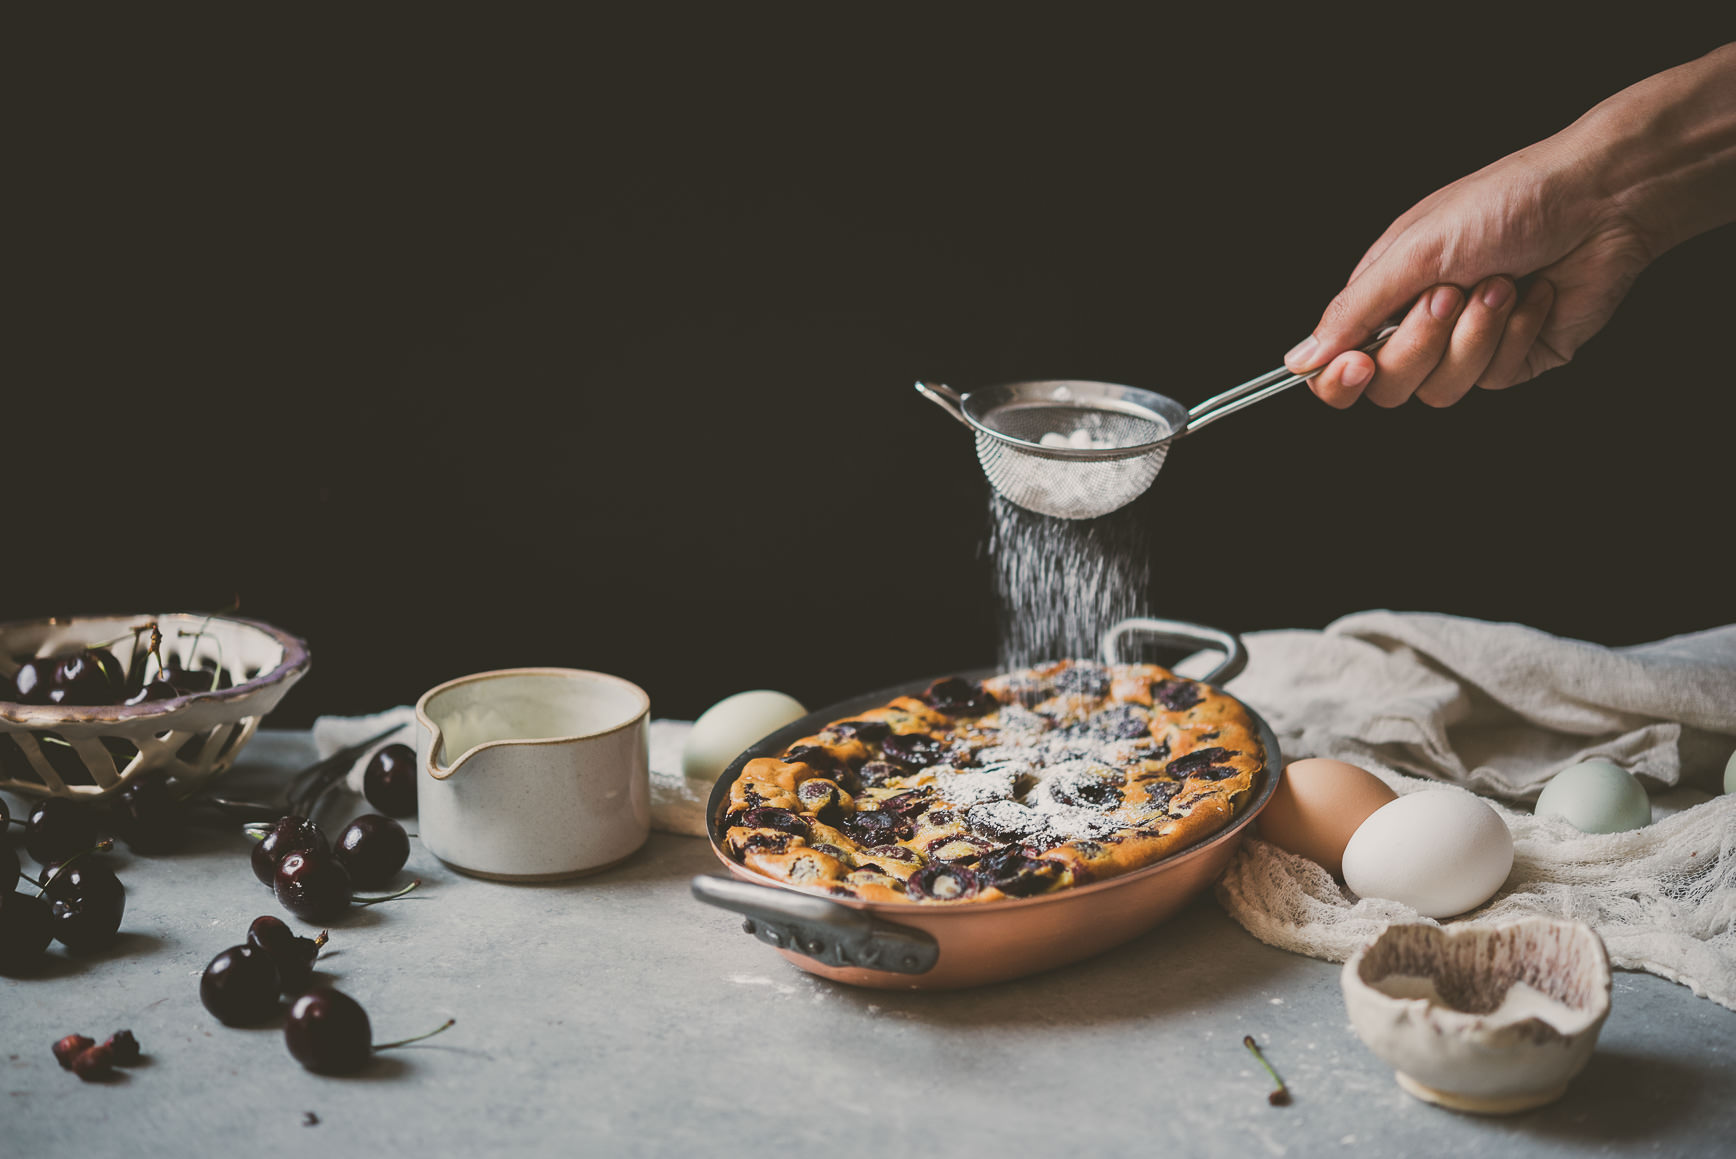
[10,12,1734,725]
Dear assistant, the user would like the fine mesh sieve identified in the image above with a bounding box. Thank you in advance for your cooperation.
[916,326,1395,520]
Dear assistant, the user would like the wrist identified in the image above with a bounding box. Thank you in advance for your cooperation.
[1567,44,1736,257]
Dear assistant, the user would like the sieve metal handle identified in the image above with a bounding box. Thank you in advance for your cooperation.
[1184,325,1400,434]
[914,381,975,431]
[1100,617,1248,686]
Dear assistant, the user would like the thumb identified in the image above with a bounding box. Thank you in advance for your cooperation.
[1285,243,1433,373]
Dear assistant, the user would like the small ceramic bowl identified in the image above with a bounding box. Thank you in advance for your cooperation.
[414,668,651,882]
[0,614,310,799]
[1342,918,1612,1114]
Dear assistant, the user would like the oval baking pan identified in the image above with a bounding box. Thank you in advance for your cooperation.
[692,618,1281,990]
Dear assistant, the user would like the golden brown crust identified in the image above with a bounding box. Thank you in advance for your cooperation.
[721,661,1264,905]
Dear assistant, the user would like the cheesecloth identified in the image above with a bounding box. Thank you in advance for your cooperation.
[1202,612,1736,1010]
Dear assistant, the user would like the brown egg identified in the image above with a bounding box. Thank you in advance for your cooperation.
[1257,758,1398,877]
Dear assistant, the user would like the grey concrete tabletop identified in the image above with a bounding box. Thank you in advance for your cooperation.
[4,731,1732,1158]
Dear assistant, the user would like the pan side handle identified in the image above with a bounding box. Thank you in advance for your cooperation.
[1100,618,1248,686]
[691,876,939,975]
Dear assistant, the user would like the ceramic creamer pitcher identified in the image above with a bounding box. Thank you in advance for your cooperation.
[414,668,651,881]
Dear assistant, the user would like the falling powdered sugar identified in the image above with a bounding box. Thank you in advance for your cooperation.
[988,494,1153,669]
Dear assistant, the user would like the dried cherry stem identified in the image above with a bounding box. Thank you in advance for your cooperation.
[177,609,232,690]
[373,1018,455,1053]
[90,621,158,652]
[1243,1035,1290,1106]
[354,880,421,906]
[311,930,330,952]
[34,839,117,895]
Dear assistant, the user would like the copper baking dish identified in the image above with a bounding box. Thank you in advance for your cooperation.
[692,618,1281,989]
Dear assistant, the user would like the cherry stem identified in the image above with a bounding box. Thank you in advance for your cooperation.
[90,621,158,652]
[373,1018,455,1053]
[35,839,117,895]
[312,930,330,951]
[177,615,228,690]
[355,879,421,906]
[1243,1035,1290,1106]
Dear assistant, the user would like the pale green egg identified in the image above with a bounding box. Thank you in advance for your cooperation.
[1725,749,1736,795]
[1535,759,1651,834]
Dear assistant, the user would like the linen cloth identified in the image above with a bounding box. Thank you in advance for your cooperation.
[1210,612,1736,1010]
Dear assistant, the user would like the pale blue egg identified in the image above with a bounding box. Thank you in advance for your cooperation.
[1535,760,1650,834]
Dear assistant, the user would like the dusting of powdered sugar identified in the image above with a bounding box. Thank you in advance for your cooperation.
[988,494,1153,670]
[929,763,1024,807]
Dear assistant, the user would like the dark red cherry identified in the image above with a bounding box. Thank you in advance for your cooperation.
[334,815,410,888]
[738,807,811,840]
[922,677,997,717]
[284,988,372,1074]
[10,658,57,704]
[112,770,188,853]
[285,989,453,1075]
[1,840,19,891]
[247,914,328,993]
[881,732,945,769]
[840,809,913,845]
[0,891,53,974]
[48,649,123,706]
[44,861,125,952]
[274,849,353,923]
[163,663,232,693]
[25,799,102,865]
[200,944,282,1026]
[906,863,982,901]
[362,744,418,818]
[252,815,328,886]
[124,677,185,706]
[830,719,890,743]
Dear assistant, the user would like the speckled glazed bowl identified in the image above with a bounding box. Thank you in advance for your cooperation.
[1342,919,1612,1114]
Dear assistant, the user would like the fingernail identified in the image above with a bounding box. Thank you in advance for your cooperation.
[1481,278,1513,309]
[1429,285,1461,319]
[1340,361,1372,389]
[1285,336,1319,368]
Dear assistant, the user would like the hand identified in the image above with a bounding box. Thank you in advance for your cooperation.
[1283,139,1651,409]
[1285,43,1736,409]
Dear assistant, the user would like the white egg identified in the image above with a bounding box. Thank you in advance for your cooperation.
[1342,791,1514,919]
[1535,759,1650,834]
[681,690,809,782]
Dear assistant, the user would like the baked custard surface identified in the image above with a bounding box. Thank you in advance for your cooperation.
[721,660,1264,904]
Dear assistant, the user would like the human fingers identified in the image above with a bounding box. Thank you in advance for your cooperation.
[1306,350,1377,409]
[1361,285,1465,408]
[1413,277,1519,408]
[1285,240,1438,375]
[1477,279,1558,391]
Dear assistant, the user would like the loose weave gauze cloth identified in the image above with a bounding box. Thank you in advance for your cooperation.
[1203,611,1736,1010]
[309,708,710,837]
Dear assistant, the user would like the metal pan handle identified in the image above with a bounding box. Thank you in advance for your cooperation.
[1099,617,1248,686]
[691,876,940,975]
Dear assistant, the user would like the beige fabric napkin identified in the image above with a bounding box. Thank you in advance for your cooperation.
[1219,611,1736,801]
